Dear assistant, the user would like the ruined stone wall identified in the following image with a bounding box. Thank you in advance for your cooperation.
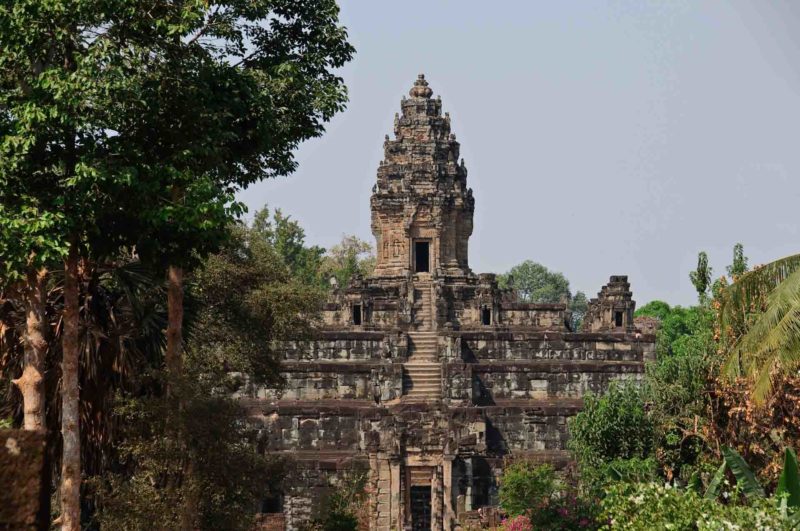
[449,332,654,362]
[254,362,403,402]
[277,333,407,361]
[472,363,643,401]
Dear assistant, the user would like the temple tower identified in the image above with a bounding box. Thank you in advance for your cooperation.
[371,74,475,278]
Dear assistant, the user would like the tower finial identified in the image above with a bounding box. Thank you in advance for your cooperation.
[409,73,433,99]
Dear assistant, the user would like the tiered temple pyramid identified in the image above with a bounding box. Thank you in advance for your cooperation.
[249,75,655,531]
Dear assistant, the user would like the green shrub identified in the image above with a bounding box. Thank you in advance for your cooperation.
[499,461,599,529]
[568,383,655,470]
[605,457,659,484]
[600,482,791,530]
[500,461,557,517]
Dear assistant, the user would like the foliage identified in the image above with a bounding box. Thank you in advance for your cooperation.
[690,251,713,302]
[721,446,766,499]
[707,373,800,488]
[599,482,792,530]
[90,376,281,531]
[252,207,326,287]
[499,261,571,303]
[606,457,660,485]
[634,300,715,481]
[727,243,749,279]
[306,467,369,531]
[90,218,321,528]
[188,220,324,389]
[499,461,598,529]
[500,461,558,517]
[719,253,800,402]
[778,448,800,509]
[106,0,357,271]
[499,260,587,329]
[636,301,714,359]
[1,259,168,473]
[499,515,534,531]
[569,291,589,331]
[568,384,655,471]
[320,235,376,289]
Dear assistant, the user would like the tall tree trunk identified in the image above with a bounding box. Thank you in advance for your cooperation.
[166,264,184,376]
[12,268,48,431]
[60,245,81,530]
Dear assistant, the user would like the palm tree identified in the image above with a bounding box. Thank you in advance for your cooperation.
[720,253,800,403]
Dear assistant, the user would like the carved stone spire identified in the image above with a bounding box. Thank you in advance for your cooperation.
[370,75,474,278]
[409,73,433,99]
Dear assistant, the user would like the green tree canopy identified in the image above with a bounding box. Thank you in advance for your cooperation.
[321,235,376,289]
[499,260,571,303]
[252,207,325,287]
[499,260,587,329]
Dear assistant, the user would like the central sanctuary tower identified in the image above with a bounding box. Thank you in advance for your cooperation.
[371,74,473,278]
[250,75,655,531]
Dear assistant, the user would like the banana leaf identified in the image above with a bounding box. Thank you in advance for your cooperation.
[722,446,765,499]
[705,461,726,499]
[777,447,800,508]
[687,471,703,494]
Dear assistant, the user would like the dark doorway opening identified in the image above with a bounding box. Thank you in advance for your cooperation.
[353,304,362,326]
[260,494,283,513]
[414,241,430,273]
[481,306,491,326]
[410,486,432,531]
[614,311,623,327]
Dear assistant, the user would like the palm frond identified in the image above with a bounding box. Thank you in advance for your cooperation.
[721,255,800,402]
[720,253,800,337]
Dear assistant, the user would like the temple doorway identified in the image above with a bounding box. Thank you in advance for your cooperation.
[410,486,432,530]
[414,241,430,273]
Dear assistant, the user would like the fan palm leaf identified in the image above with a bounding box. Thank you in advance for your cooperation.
[720,253,800,402]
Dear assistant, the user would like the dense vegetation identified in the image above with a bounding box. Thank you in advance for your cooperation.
[0,0,355,527]
[0,207,373,529]
[495,244,800,530]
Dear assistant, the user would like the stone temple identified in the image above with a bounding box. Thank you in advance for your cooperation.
[250,75,655,530]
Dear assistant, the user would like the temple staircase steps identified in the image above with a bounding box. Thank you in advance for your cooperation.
[412,284,433,331]
[403,332,441,401]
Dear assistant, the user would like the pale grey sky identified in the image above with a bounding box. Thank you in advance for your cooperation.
[237,0,800,306]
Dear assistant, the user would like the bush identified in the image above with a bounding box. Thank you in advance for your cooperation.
[568,384,655,470]
[499,514,534,531]
[600,482,791,530]
[499,461,557,517]
[498,461,598,529]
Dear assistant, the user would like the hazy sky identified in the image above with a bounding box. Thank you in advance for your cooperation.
[238,1,800,306]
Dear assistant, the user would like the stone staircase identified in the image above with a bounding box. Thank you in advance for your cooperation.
[404,284,441,401]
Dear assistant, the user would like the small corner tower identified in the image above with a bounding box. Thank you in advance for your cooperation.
[370,74,475,278]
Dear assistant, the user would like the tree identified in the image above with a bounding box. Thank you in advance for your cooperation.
[499,261,571,303]
[720,252,800,403]
[499,261,588,329]
[2,2,354,526]
[568,384,655,469]
[110,0,355,396]
[321,235,376,288]
[689,251,713,303]
[0,2,143,525]
[92,220,323,529]
[636,300,715,481]
[569,291,589,331]
[727,243,749,279]
[252,207,325,287]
